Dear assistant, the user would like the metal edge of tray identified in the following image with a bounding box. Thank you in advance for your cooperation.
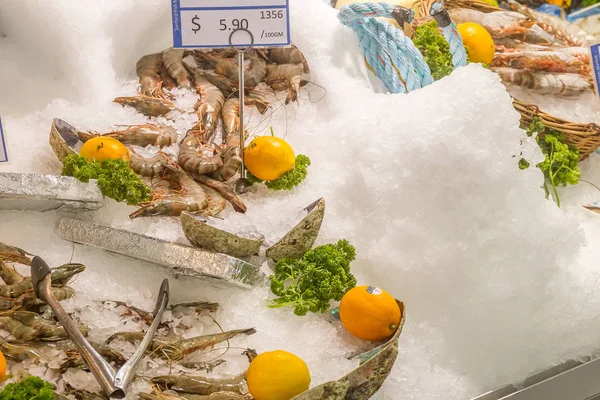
[471,356,600,400]
[54,216,266,290]
[0,172,104,212]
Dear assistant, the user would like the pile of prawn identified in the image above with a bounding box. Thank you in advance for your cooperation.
[0,243,258,400]
[448,0,595,97]
[105,45,310,219]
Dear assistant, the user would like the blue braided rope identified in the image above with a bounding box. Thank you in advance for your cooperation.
[338,2,433,93]
[430,2,468,68]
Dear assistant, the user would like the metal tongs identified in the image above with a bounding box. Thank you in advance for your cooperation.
[31,256,169,399]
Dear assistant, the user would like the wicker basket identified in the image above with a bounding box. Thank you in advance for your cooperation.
[513,98,600,160]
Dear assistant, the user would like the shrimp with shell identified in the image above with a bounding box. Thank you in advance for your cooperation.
[178,128,223,176]
[492,67,593,96]
[191,75,225,143]
[192,174,247,214]
[114,95,181,118]
[163,48,193,88]
[268,45,310,73]
[0,242,32,265]
[505,0,595,46]
[266,63,305,104]
[492,50,590,75]
[107,328,256,361]
[136,53,164,96]
[129,166,208,219]
[210,98,243,182]
[78,124,179,149]
[151,373,246,395]
[129,151,169,178]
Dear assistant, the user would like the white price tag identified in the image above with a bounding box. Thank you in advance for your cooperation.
[591,43,600,98]
[171,0,290,49]
[0,117,7,163]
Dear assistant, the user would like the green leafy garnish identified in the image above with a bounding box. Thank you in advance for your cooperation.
[0,376,56,400]
[248,154,311,191]
[582,0,599,8]
[268,240,357,316]
[519,117,580,207]
[62,154,152,205]
[413,21,455,80]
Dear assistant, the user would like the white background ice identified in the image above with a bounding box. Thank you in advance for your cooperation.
[1,0,600,399]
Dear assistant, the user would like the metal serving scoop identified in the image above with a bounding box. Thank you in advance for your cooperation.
[31,256,169,399]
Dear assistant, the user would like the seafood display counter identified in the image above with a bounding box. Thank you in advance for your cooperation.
[1,0,600,399]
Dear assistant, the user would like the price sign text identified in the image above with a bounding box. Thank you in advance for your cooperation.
[171,0,290,48]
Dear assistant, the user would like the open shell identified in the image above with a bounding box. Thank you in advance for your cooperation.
[293,301,405,399]
[266,198,325,261]
[49,118,83,162]
[181,212,265,258]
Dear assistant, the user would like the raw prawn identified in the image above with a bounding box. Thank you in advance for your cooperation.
[0,242,32,265]
[107,328,256,361]
[0,260,24,285]
[266,63,304,104]
[15,286,75,312]
[0,336,42,361]
[78,124,178,149]
[136,53,164,96]
[492,50,590,75]
[268,45,310,73]
[151,373,246,395]
[9,310,88,341]
[180,359,226,372]
[163,48,193,88]
[192,174,247,214]
[505,0,595,46]
[114,95,180,118]
[196,183,227,217]
[59,342,126,373]
[178,129,223,176]
[195,51,267,88]
[449,8,559,45]
[192,76,225,142]
[129,167,208,218]
[129,151,168,178]
[0,263,83,299]
[186,58,270,114]
[0,317,40,341]
[161,67,178,91]
[492,67,593,96]
[170,301,219,314]
[210,98,243,182]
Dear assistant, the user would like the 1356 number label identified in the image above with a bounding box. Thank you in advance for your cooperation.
[260,10,284,19]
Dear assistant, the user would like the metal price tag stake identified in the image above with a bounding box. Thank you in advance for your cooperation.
[230,28,256,194]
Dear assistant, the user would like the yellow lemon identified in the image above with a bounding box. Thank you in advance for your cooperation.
[246,350,311,400]
[244,136,296,181]
[0,350,6,381]
[80,137,130,163]
[339,285,401,342]
[457,22,495,65]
